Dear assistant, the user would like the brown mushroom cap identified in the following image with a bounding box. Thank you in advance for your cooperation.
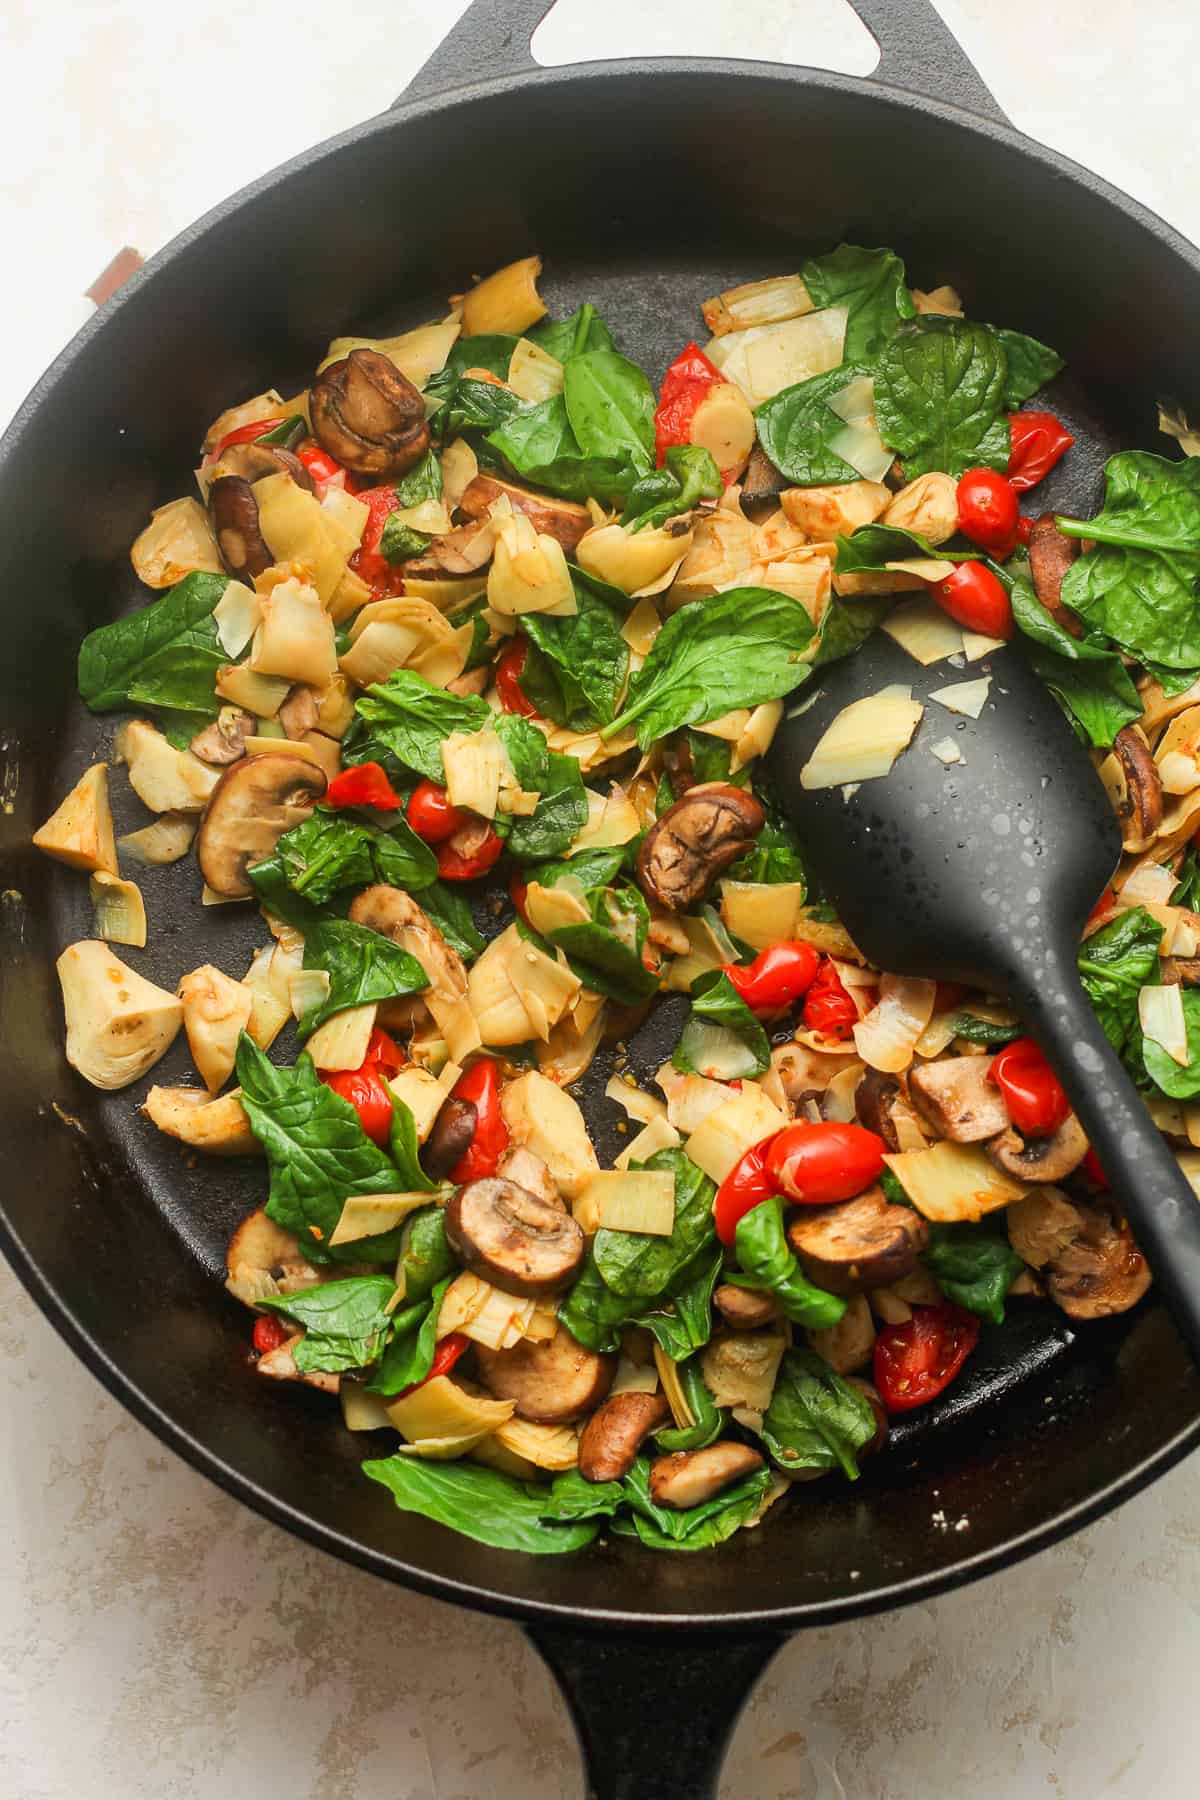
[1111,724,1163,848]
[907,1055,1011,1143]
[444,1176,584,1297]
[713,1283,780,1330]
[787,1184,929,1294]
[1028,513,1081,619]
[647,1442,764,1509]
[196,753,327,897]
[1043,1202,1150,1319]
[636,783,765,911]
[855,1067,902,1150]
[986,1112,1089,1183]
[475,1327,615,1424]
[189,708,256,767]
[458,474,591,553]
[209,475,273,579]
[310,348,430,478]
[577,1389,671,1483]
[211,441,315,492]
[739,444,788,513]
[420,1097,477,1181]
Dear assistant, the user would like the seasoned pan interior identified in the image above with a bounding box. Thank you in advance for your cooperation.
[3,64,1200,1625]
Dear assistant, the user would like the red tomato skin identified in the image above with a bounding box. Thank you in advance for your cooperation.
[931,561,1014,638]
[509,873,530,923]
[436,825,504,882]
[713,1142,778,1245]
[873,1304,980,1412]
[495,639,538,717]
[296,441,349,488]
[448,1060,509,1182]
[408,779,468,844]
[802,959,858,1040]
[765,1120,886,1206]
[654,341,724,462]
[1083,1147,1110,1190]
[326,762,405,811]
[252,1314,292,1355]
[1015,515,1034,545]
[1086,886,1120,932]
[1007,411,1075,492]
[722,942,821,1015]
[318,1064,395,1146]
[990,1037,1070,1137]
[390,1332,470,1400]
[364,1028,404,1074]
[956,468,1020,555]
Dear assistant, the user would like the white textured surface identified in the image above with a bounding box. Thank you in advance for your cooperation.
[4,3,1200,1795]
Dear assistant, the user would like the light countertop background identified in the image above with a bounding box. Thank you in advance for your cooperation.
[4,2,1200,1794]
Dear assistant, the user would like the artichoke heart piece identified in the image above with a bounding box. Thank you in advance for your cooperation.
[57,941,183,1091]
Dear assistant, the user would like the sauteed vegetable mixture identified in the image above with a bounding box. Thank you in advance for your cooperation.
[36,246,1200,1553]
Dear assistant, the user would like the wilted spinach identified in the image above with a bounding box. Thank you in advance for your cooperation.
[1010,570,1142,748]
[730,1198,846,1329]
[672,970,770,1079]
[874,316,1011,478]
[761,1349,878,1478]
[801,243,915,364]
[299,919,428,1033]
[77,570,231,717]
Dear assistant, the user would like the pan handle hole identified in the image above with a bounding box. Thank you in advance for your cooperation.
[531,0,880,78]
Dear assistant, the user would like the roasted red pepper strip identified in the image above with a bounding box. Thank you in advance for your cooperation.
[208,416,284,460]
[436,822,504,881]
[252,1314,292,1355]
[509,873,530,924]
[873,1303,980,1412]
[1086,886,1120,932]
[347,481,405,597]
[448,1059,509,1183]
[990,1036,1070,1138]
[390,1331,470,1400]
[801,958,858,1040]
[495,638,538,717]
[654,341,724,463]
[721,941,821,1015]
[765,1120,886,1206]
[408,779,469,844]
[1006,411,1075,493]
[713,1140,778,1245]
[326,761,405,811]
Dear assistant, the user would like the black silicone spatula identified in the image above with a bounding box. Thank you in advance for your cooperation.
[768,628,1200,1361]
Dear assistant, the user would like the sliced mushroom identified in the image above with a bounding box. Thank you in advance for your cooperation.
[475,1327,615,1424]
[648,1442,764,1510]
[1027,513,1080,618]
[348,884,476,1061]
[210,441,314,492]
[277,685,320,740]
[224,1205,322,1306]
[787,1184,929,1293]
[769,1040,859,1109]
[1162,957,1200,987]
[713,1284,780,1330]
[444,1177,585,1296]
[636,783,765,911]
[420,1097,477,1181]
[739,444,788,512]
[1044,1203,1150,1319]
[908,1055,1010,1143]
[805,1293,876,1374]
[430,517,496,575]
[256,1334,340,1395]
[986,1112,1088,1183]
[196,753,327,897]
[495,1145,561,1208]
[1110,724,1163,848]
[209,475,273,579]
[190,707,256,766]
[144,1085,259,1157]
[577,1390,671,1483]
[458,474,591,554]
[310,347,430,479]
[855,1067,902,1150]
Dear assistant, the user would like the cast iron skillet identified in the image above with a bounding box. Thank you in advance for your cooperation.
[3,1,1200,1792]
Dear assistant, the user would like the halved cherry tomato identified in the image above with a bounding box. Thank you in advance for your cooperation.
[495,638,538,717]
[1007,411,1074,493]
[252,1314,292,1355]
[956,467,1019,556]
[208,416,284,460]
[319,1063,395,1146]
[363,1027,404,1075]
[326,761,405,811]
[510,873,530,924]
[873,1303,980,1412]
[765,1120,886,1206]
[448,1059,509,1183]
[654,342,724,463]
[713,1141,778,1245]
[801,958,858,1040]
[1083,1146,1110,1190]
[722,942,820,1016]
[408,778,469,844]
[437,821,504,881]
[390,1332,470,1401]
[990,1037,1070,1138]
[931,561,1013,638]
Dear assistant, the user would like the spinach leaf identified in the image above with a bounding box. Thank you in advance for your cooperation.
[521,571,629,729]
[396,1207,458,1304]
[923,1223,1022,1324]
[427,333,519,395]
[728,784,807,886]
[1143,987,1200,1099]
[1057,452,1200,555]
[996,329,1063,408]
[419,880,484,960]
[592,1147,716,1301]
[395,448,443,507]
[947,1010,1022,1046]
[672,971,770,1079]
[1078,906,1164,1054]
[834,521,953,574]
[806,593,892,674]
[540,1466,626,1522]
[622,445,721,533]
[380,518,431,564]
[388,1091,440,1193]
[563,348,656,469]
[352,671,490,783]
[762,1349,878,1479]
[370,816,440,891]
[299,919,428,1033]
[493,713,590,860]
[236,1035,409,1262]
[77,570,231,715]
[486,393,637,505]
[533,847,625,896]
[754,365,867,486]
[1010,570,1142,748]
[1174,847,1200,912]
[528,303,615,364]
[874,316,1011,479]
[366,1275,451,1395]
[557,1252,639,1353]
[801,243,915,364]
[633,1242,724,1361]
[604,586,815,749]
[436,376,524,438]
[654,1357,726,1453]
[549,916,659,1005]
[731,1198,846,1329]
[259,1275,397,1373]
[361,1456,598,1553]
[269,810,376,905]
[614,1455,772,1550]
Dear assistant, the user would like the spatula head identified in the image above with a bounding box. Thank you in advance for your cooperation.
[767,630,1122,991]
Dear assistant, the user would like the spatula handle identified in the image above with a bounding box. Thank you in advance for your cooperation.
[1014,970,1200,1361]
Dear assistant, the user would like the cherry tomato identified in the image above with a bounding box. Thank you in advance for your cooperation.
[1086,886,1119,932]
[252,1314,292,1355]
[931,561,1013,638]
[319,1063,395,1146]
[448,1060,509,1183]
[654,342,724,462]
[208,416,284,460]
[408,778,469,844]
[990,1037,1070,1138]
[510,873,530,924]
[765,1120,886,1206]
[1007,411,1075,492]
[1083,1147,1110,1190]
[389,1332,470,1400]
[436,821,504,881]
[956,467,1019,555]
[722,942,820,1015]
[802,958,858,1040]
[495,638,538,717]
[363,1027,404,1075]
[326,761,405,811]
[713,1141,778,1245]
[873,1303,980,1412]
[1015,515,1035,546]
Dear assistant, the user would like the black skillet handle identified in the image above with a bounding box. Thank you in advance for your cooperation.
[527,1623,784,1799]
[399,0,1009,125]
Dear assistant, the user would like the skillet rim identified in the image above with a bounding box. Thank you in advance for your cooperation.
[3,55,1200,1631]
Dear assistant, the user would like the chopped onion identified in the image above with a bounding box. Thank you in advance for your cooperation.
[929,677,991,719]
[800,690,924,791]
[853,975,937,1073]
[929,737,962,765]
[828,416,894,483]
[883,1141,1028,1222]
[1139,982,1190,1065]
[881,598,965,664]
